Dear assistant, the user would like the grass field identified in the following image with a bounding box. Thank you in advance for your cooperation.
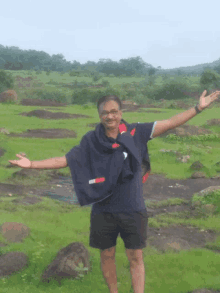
[0,71,220,292]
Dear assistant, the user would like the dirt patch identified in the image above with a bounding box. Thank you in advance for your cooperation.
[20,110,91,119]
[122,104,141,112]
[20,99,67,107]
[143,174,220,201]
[138,109,163,113]
[160,124,213,137]
[7,129,77,139]
[206,119,220,126]
[147,225,219,252]
[146,203,190,218]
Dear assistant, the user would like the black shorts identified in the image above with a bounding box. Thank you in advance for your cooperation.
[89,209,148,250]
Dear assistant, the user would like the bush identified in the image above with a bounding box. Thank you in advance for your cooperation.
[200,69,220,88]
[151,79,193,100]
[0,70,14,93]
[101,79,110,87]
[92,75,101,82]
[69,70,80,77]
[26,89,68,103]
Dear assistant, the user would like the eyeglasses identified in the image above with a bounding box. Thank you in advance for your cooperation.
[101,110,119,118]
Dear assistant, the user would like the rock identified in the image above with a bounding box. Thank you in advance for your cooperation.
[198,186,220,196]
[0,252,28,278]
[190,161,204,171]
[0,222,30,243]
[0,221,90,283]
[0,90,18,103]
[41,242,90,283]
[191,172,206,179]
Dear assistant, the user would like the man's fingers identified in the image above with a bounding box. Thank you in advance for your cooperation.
[8,160,17,165]
[202,90,207,97]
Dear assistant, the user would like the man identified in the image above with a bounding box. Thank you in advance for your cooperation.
[9,90,220,293]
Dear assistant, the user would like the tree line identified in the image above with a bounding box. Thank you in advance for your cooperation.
[1,44,220,77]
[0,45,157,77]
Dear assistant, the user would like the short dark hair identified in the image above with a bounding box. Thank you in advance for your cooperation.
[97,95,122,113]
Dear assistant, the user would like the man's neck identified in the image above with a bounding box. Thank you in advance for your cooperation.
[105,129,119,139]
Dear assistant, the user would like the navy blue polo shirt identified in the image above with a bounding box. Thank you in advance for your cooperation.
[91,121,156,214]
[66,121,157,214]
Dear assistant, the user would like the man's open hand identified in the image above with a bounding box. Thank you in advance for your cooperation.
[199,90,220,110]
[8,154,31,168]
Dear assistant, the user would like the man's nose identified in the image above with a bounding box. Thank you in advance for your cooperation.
[107,112,114,118]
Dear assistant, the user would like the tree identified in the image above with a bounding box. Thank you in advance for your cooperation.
[0,70,14,92]
[200,69,220,87]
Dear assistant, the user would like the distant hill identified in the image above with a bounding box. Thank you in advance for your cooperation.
[158,58,220,75]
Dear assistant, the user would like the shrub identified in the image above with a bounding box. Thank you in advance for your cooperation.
[69,70,80,77]
[132,93,146,105]
[101,79,110,87]
[151,79,193,100]
[0,70,14,93]
[92,75,101,82]
[200,69,220,88]
[26,89,68,103]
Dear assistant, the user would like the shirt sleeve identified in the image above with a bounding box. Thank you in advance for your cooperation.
[136,121,157,142]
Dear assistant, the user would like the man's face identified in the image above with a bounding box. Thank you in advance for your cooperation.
[99,100,122,131]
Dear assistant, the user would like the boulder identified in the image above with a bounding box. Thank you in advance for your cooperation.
[41,242,90,283]
[0,252,28,279]
[198,186,220,196]
[0,90,18,103]
[191,172,206,179]
[190,161,204,171]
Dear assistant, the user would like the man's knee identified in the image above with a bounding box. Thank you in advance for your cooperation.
[126,248,143,263]
[100,246,116,260]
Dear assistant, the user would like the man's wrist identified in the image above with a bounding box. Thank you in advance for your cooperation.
[195,104,203,114]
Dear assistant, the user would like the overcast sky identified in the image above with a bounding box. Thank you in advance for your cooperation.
[0,0,219,69]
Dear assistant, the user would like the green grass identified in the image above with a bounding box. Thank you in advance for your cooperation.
[0,196,220,292]
[0,71,220,292]
[145,198,189,208]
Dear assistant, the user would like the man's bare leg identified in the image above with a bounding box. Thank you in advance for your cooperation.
[129,259,145,293]
[100,246,118,293]
[126,248,145,293]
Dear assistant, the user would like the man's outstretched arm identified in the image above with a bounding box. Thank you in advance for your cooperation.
[8,155,68,169]
[151,90,220,138]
